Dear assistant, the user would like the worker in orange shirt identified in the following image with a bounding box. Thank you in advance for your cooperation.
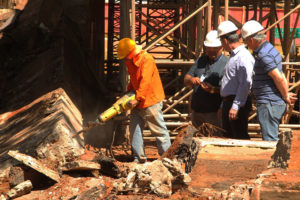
[117,38,171,163]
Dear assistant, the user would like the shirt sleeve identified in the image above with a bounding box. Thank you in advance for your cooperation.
[135,54,155,101]
[186,58,199,77]
[232,55,254,110]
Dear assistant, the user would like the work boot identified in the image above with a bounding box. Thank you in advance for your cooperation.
[133,156,147,164]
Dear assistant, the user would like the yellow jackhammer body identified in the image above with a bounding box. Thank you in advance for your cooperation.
[73,91,136,137]
[98,91,136,123]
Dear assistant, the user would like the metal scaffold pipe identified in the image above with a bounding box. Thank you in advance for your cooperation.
[262,4,300,34]
[144,2,209,51]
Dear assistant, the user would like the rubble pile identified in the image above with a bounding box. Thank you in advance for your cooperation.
[0,88,298,199]
[113,158,191,198]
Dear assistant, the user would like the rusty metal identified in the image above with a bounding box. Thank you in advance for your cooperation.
[194,123,226,138]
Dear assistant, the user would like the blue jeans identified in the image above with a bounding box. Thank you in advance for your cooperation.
[129,101,171,161]
[257,103,286,141]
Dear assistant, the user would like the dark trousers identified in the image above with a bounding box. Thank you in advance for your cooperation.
[222,96,252,139]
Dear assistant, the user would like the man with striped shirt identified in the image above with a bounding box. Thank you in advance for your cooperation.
[242,20,297,141]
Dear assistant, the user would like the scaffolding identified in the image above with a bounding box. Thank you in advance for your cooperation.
[104,0,300,136]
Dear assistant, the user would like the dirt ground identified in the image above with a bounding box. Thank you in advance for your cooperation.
[13,140,275,200]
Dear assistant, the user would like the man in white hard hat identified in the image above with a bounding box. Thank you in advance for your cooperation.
[184,30,228,128]
[217,21,254,139]
[241,20,297,141]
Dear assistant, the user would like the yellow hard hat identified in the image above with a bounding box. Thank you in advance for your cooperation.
[117,38,136,59]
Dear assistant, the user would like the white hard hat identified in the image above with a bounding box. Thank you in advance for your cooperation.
[204,30,222,47]
[241,20,264,39]
[217,21,238,37]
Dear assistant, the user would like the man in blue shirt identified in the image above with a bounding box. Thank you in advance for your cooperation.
[184,30,228,128]
[242,20,297,141]
[217,21,254,139]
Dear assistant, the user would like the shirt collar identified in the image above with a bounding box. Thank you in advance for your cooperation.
[231,44,245,56]
[205,54,223,64]
[253,41,268,55]
[132,45,143,67]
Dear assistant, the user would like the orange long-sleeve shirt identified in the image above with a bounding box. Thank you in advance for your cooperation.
[125,50,165,108]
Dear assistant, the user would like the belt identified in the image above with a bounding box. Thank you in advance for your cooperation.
[222,95,236,101]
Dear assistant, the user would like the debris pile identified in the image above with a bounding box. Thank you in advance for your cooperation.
[113,158,192,198]
[0,88,299,199]
[0,89,197,199]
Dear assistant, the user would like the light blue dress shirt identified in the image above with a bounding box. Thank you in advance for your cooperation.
[220,44,254,110]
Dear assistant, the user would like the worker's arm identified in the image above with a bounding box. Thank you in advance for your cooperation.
[184,74,201,87]
[185,73,220,93]
[201,82,220,94]
[268,69,293,105]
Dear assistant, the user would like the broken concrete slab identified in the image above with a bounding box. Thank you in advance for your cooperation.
[0,88,85,171]
[268,130,292,169]
[61,160,101,171]
[188,141,275,193]
[8,166,24,188]
[251,169,300,200]
[6,180,32,199]
[162,125,200,173]
[288,130,300,170]
[8,150,60,182]
[197,137,277,149]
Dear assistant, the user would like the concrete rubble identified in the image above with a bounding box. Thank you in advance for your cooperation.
[6,180,32,199]
[113,158,191,198]
[8,150,60,182]
[0,88,298,199]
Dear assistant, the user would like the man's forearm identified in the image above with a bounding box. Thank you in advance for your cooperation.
[184,75,194,87]
[268,69,289,101]
[273,72,289,100]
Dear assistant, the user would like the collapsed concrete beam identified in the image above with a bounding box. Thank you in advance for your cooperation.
[0,88,85,171]
[61,160,101,171]
[8,150,60,182]
[197,138,277,149]
[162,125,199,173]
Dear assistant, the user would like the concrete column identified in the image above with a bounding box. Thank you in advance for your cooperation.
[120,0,131,92]
[89,0,105,80]
[283,0,291,58]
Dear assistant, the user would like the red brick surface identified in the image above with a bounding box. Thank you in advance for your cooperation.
[288,130,300,170]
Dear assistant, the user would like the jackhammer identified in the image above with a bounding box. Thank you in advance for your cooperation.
[73,91,136,138]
